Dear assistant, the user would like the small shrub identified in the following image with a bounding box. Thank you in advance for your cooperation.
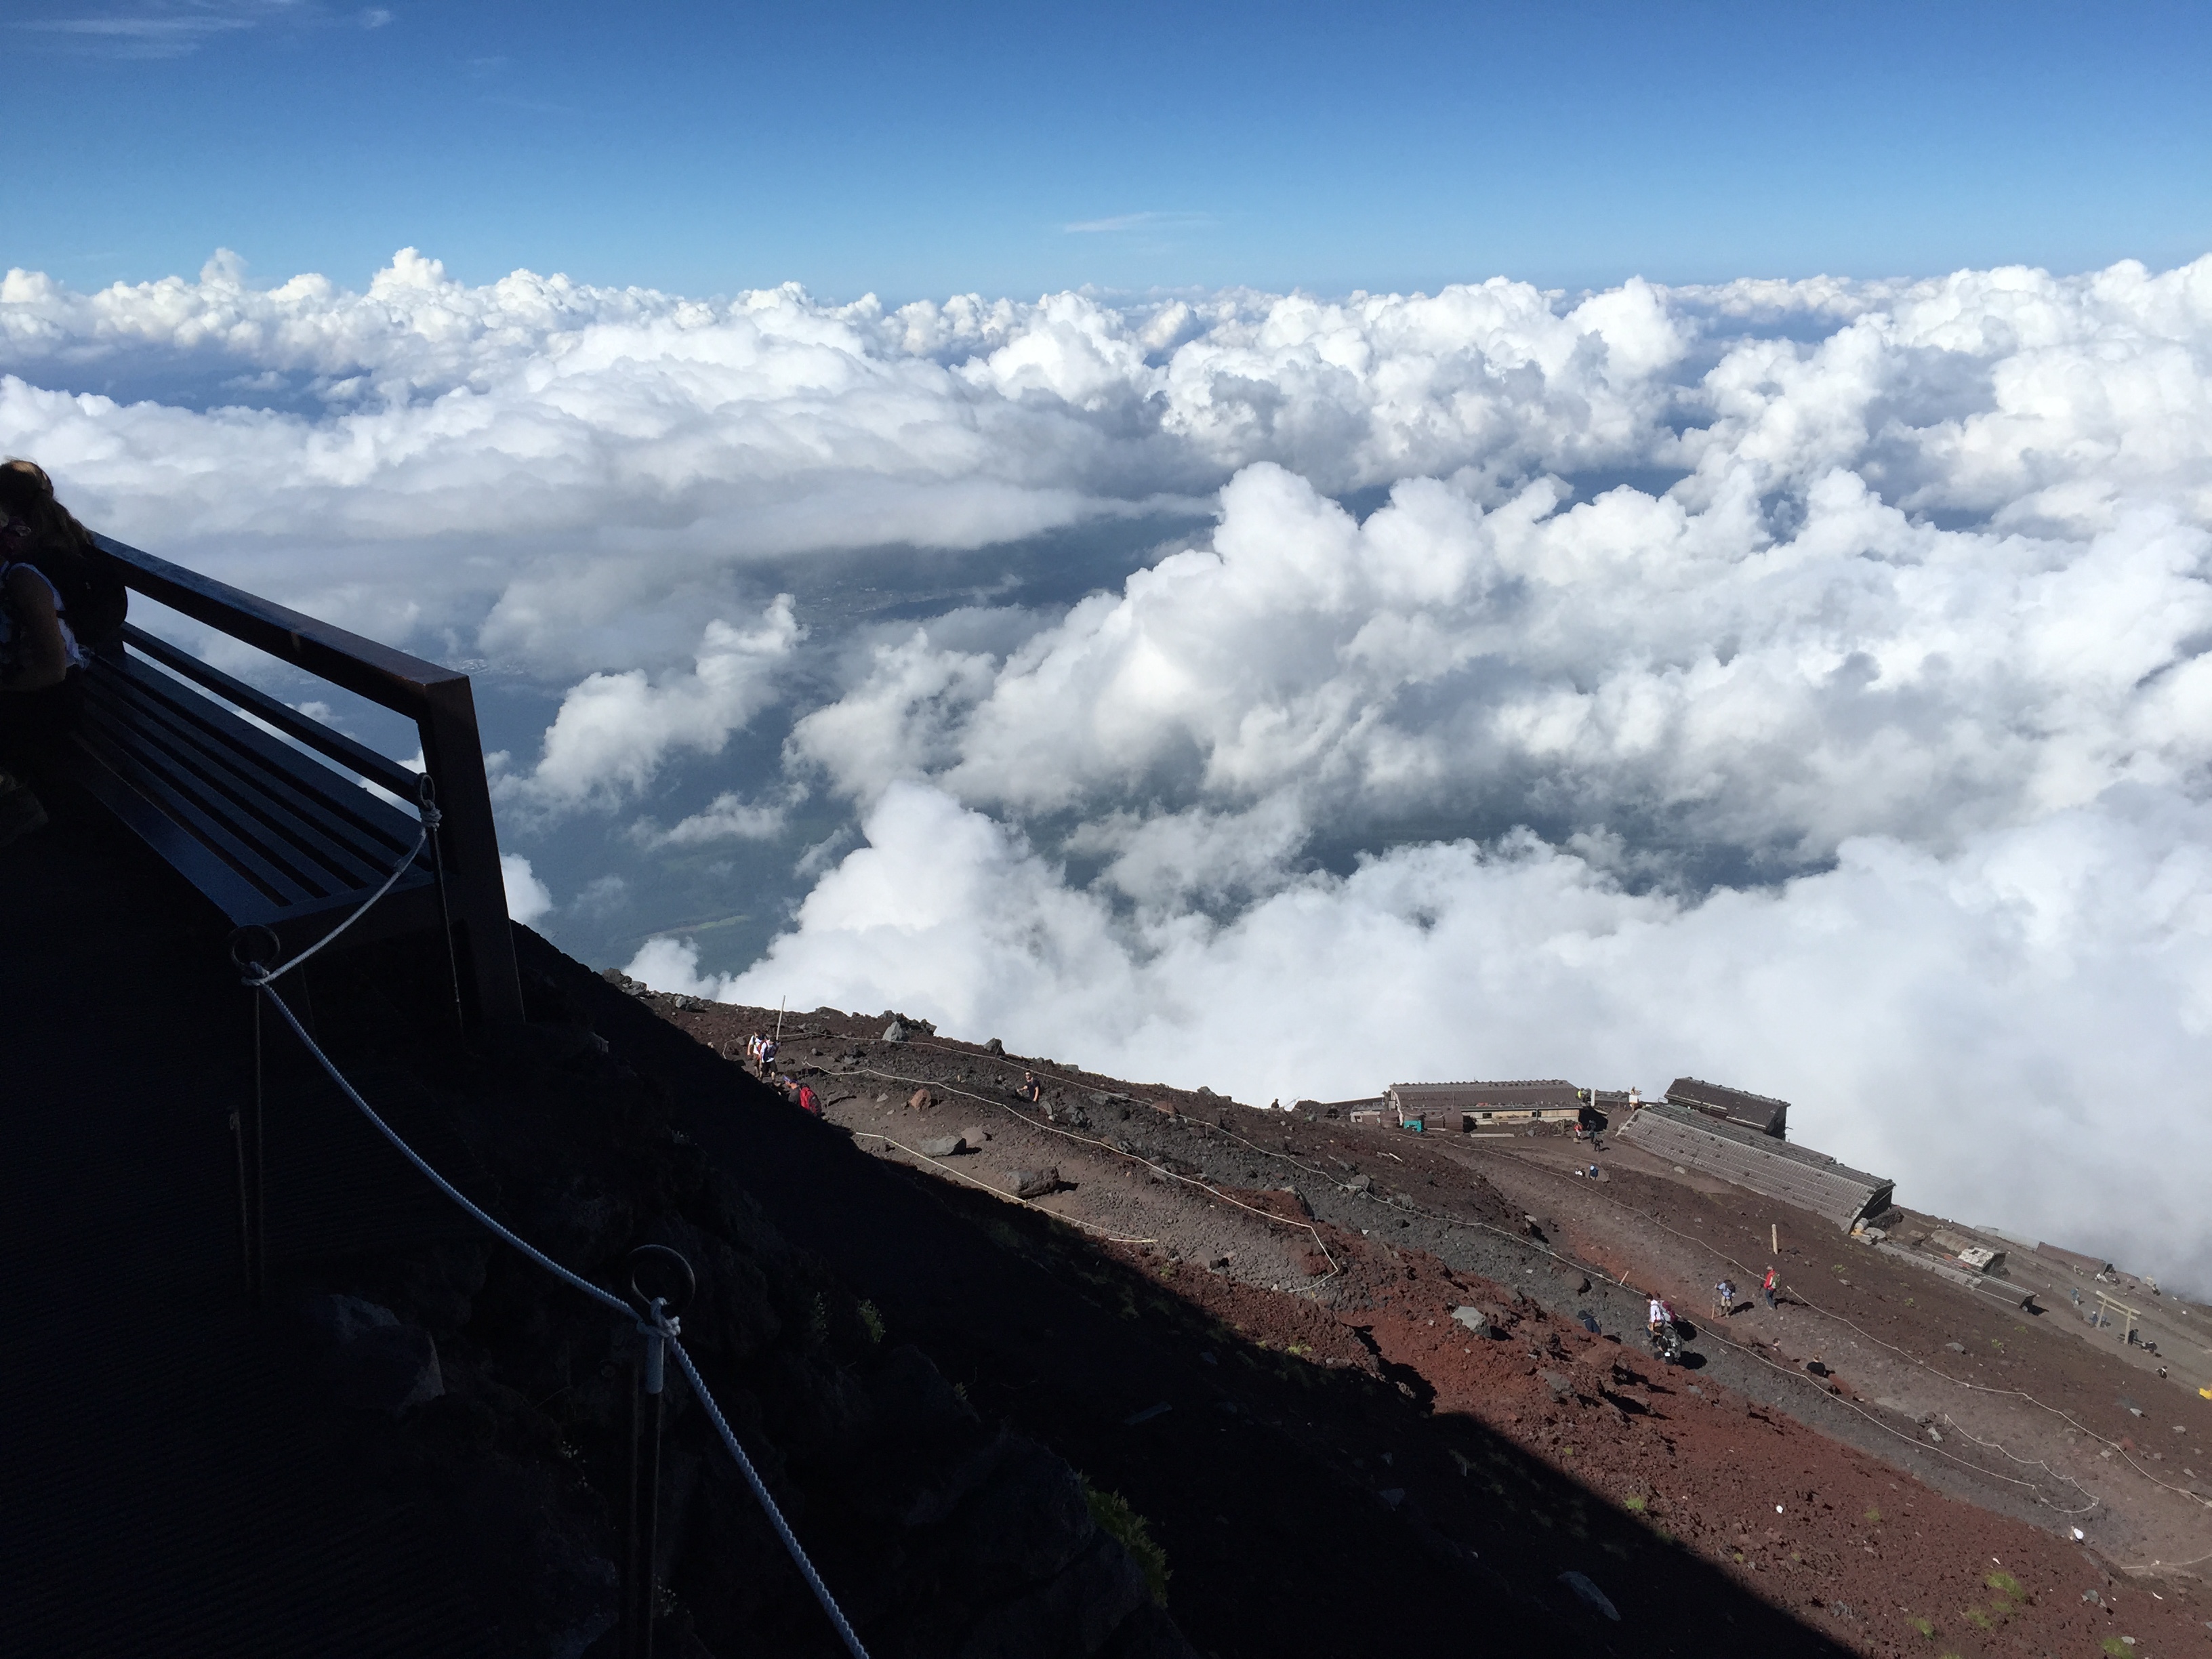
[1864,1507,1883,1523]
[1084,1480,1170,1606]
[1984,1570,2021,1599]
[1623,1494,1647,1513]
[857,1300,885,1345]
[1910,1616,1934,1637]
[1962,1606,1992,1631]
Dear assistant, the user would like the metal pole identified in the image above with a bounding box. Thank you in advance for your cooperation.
[416,677,524,1026]
[624,1353,643,1659]
[248,987,266,1308]
[228,928,278,1311]
[421,775,466,1039]
[641,1311,668,1659]
[621,1246,693,1659]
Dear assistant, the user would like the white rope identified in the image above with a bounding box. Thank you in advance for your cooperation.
[251,981,873,1650]
[667,1333,872,1659]
[247,806,436,987]
[253,982,632,1319]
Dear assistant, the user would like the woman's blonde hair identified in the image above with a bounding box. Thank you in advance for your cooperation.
[0,459,95,554]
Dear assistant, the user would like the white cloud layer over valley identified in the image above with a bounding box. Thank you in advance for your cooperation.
[9,249,2212,1291]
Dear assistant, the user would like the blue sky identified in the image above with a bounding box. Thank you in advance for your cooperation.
[10,0,2210,300]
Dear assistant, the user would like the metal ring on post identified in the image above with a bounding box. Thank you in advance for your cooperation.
[227,923,281,982]
[628,1246,696,1319]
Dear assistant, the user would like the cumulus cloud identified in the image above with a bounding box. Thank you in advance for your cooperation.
[16,246,2212,1290]
[790,463,2212,883]
[493,597,802,815]
[642,780,2212,1294]
[500,853,553,924]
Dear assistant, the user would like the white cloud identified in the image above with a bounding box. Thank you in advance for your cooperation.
[18,247,2212,1291]
[790,463,2212,880]
[17,1,391,58]
[1061,212,1212,235]
[630,780,2212,1294]
[634,783,805,847]
[500,853,553,924]
[494,598,802,815]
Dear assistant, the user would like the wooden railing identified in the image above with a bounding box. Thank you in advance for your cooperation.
[89,533,525,1025]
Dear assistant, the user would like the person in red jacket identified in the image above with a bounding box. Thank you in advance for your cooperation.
[1762,1265,1780,1309]
[796,1080,820,1116]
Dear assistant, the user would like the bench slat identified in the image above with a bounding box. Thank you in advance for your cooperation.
[64,735,297,927]
[106,653,422,858]
[75,710,360,910]
[87,670,407,900]
[68,657,439,939]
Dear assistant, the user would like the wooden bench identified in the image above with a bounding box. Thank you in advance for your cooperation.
[60,535,523,1025]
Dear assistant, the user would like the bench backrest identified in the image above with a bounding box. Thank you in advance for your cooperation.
[89,534,524,1025]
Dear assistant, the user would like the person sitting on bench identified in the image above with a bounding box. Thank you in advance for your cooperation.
[0,461,98,847]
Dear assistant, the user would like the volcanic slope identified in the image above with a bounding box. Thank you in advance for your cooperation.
[626,984,2212,1659]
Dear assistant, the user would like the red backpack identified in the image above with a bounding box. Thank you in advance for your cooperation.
[796,1083,819,1116]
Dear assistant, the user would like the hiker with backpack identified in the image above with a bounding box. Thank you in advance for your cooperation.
[0,460,125,848]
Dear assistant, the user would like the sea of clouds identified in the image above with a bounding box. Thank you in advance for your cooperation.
[8,249,2212,1291]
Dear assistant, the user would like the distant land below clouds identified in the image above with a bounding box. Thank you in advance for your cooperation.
[8,248,2212,1294]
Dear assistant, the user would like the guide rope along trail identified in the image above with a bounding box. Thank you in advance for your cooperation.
[837,1063,1342,1291]
[236,830,872,1659]
[847,1126,1157,1246]
[842,1040,2104,1515]
[1471,1137,2207,1526]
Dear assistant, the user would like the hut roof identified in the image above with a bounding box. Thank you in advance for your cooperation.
[1620,1102,1892,1230]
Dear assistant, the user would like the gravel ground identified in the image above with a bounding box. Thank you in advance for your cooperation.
[632,988,2212,1656]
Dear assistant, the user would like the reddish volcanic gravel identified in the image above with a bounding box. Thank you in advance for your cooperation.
[1147,1227,2209,1658]
[634,989,2212,1657]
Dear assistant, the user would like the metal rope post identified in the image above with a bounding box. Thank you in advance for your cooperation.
[417,774,466,1037]
[232,933,869,1656]
[626,1247,694,1659]
[228,926,279,1309]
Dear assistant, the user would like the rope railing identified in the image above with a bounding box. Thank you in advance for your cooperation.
[230,846,871,1659]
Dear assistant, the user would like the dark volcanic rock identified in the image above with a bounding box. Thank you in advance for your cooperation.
[300,1293,444,1412]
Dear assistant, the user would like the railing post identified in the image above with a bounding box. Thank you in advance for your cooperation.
[228,927,278,1309]
[415,678,523,1027]
[623,1247,695,1659]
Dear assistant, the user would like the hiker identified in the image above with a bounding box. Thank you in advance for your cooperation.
[0,461,107,847]
[758,1034,779,1076]
[1015,1071,1042,1106]
[795,1080,820,1116]
[1761,1265,1778,1309]
[1713,1279,1736,1319]
[1647,1295,1671,1336]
